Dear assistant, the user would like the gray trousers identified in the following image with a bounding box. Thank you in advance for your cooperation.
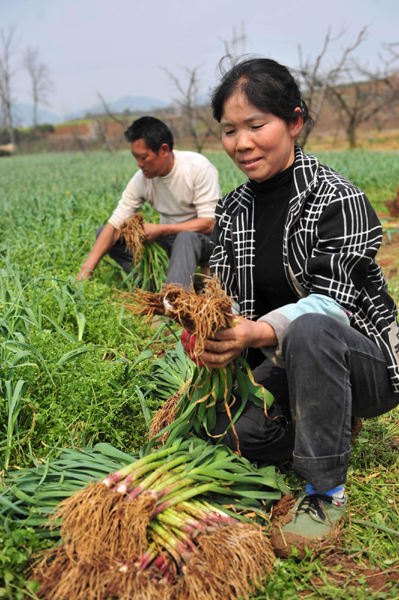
[212,314,399,491]
[96,226,212,288]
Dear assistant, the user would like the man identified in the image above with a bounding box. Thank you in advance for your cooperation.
[77,116,220,288]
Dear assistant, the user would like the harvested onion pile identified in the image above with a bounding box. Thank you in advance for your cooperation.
[29,437,284,600]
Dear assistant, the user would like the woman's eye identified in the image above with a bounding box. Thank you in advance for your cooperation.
[223,130,235,136]
[252,124,264,130]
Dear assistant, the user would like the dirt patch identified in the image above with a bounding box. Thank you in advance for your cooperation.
[270,494,295,522]
[350,417,363,446]
[313,551,399,594]
[53,123,90,136]
[377,238,399,279]
[389,437,399,450]
[376,215,399,279]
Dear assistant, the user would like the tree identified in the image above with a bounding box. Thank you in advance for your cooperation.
[329,49,399,149]
[162,24,247,153]
[295,27,399,149]
[0,28,17,146]
[23,46,53,128]
[161,65,216,153]
[93,91,131,153]
[96,91,127,128]
[218,22,247,68]
[295,27,368,149]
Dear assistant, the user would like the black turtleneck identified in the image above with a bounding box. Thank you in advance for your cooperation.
[249,163,298,319]
[245,164,298,369]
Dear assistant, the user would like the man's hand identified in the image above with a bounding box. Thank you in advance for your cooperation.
[143,223,165,243]
[76,223,117,281]
[200,318,277,369]
[77,267,94,280]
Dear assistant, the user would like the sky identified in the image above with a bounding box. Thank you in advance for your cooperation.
[1,0,398,119]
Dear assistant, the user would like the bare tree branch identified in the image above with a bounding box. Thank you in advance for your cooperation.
[0,27,17,146]
[218,22,247,69]
[328,38,399,148]
[70,125,90,155]
[96,91,128,127]
[295,26,368,148]
[23,46,54,128]
[161,65,217,153]
[92,118,115,154]
[383,41,399,61]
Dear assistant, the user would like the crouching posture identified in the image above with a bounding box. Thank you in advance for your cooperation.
[199,58,399,556]
[78,117,220,288]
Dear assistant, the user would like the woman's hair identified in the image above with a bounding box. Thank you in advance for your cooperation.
[211,57,310,125]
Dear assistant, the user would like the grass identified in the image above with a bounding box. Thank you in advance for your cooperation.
[0,148,398,598]
[306,149,399,211]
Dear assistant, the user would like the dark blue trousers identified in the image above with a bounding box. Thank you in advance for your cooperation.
[211,314,399,492]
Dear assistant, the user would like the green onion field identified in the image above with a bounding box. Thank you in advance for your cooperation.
[0,149,398,598]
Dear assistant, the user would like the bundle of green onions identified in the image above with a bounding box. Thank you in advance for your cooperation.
[2,438,288,599]
[117,214,169,292]
[138,341,196,441]
[139,341,195,405]
[125,277,274,452]
[0,442,139,536]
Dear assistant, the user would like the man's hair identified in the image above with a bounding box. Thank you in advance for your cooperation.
[124,116,174,152]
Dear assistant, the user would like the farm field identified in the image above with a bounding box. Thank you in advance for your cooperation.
[0,148,398,598]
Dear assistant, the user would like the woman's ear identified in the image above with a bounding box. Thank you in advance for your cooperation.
[290,107,304,137]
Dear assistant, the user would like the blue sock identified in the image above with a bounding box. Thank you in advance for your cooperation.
[306,483,345,497]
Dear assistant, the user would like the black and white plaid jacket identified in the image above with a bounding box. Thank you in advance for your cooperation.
[210,147,399,392]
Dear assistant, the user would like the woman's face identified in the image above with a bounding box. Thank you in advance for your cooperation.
[220,89,303,182]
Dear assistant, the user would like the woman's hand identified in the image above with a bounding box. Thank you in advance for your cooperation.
[200,318,277,369]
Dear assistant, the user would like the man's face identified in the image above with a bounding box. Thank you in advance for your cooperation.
[131,139,172,178]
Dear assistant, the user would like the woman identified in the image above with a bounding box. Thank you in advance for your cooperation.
[200,58,399,556]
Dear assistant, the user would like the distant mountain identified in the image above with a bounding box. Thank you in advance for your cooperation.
[66,96,169,120]
[4,103,62,127]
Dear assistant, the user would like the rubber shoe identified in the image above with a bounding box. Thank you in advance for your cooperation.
[271,492,346,559]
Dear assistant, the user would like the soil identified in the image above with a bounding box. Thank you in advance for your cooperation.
[52,123,90,136]
[378,236,399,279]
[376,213,399,279]
[350,417,363,446]
[308,551,399,594]
[270,494,295,523]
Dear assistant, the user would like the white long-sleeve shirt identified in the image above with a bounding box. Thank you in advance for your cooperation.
[108,150,220,229]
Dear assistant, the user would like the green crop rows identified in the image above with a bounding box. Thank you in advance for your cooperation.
[0,149,398,598]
